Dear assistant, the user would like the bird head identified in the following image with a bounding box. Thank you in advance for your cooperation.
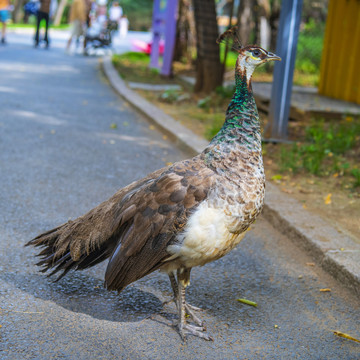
[217,27,281,85]
[236,45,281,83]
[238,45,281,67]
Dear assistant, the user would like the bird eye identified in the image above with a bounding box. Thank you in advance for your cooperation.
[252,49,261,57]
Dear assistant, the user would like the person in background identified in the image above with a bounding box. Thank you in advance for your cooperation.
[84,0,93,28]
[108,1,122,30]
[34,0,51,48]
[119,14,129,39]
[0,0,10,44]
[66,0,87,53]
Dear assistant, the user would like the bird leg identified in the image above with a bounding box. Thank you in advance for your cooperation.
[166,272,203,326]
[176,269,213,341]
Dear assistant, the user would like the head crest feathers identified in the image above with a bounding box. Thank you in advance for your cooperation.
[216,26,242,52]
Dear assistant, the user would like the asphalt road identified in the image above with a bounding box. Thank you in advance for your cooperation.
[1,30,359,360]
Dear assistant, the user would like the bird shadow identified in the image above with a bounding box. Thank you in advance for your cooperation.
[0,270,174,324]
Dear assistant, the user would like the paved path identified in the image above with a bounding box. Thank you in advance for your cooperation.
[1,31,360,359]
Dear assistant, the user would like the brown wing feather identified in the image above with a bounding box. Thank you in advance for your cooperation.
[27,156,215,290]
[26,165,168,278]
[104,157,215,291]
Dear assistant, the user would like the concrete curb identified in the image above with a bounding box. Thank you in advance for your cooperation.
[101,56,360,297]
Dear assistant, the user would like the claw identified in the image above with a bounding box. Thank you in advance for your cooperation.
[179,323,213,341]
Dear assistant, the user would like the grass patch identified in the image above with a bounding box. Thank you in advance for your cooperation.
[276,118,360,187]
[112,52,180,85]
[8,22,70,30]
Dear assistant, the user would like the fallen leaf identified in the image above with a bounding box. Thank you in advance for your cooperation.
[274,324,279,329]
[340,248,345,251]
[334,331,360,343]
[237,298,258,307]
[324,193,332,205]
[320,288,331,292]
[149,125,155,130]
[302,204,307,209]
[162,135,168,140]
[271,174,282,181]
[298,275,303,279]
[281,188,293,194]
[306,262,315,266]
[333,173,339,178]
[110,123,117,129]
[166,162,173,166]
[306,179,315,185]
[299,188,313,194]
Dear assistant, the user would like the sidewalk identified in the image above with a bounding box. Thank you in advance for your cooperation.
[102,56,360,297]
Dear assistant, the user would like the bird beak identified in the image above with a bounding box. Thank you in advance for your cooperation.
[266,52,281,62]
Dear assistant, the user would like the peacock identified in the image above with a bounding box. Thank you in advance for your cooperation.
[26,27,280,341]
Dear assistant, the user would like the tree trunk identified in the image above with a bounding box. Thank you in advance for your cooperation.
[12,0,26,23]
[269,0,281,51]
[258,0,271,49]
[238,0,255,45]
[54,0,67,26]
[193,0,222,93]
[173,0,194,63]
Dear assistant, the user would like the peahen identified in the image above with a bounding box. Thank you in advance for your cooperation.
[26,28,280,341]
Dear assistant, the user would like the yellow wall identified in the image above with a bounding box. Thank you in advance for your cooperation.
[319,0,360,104]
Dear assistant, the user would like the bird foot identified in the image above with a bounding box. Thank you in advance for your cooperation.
[178,323,213,342]
[185,303,204,327]
[163,297,204,327]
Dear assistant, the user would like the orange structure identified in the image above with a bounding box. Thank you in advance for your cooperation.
[319,0,360,104]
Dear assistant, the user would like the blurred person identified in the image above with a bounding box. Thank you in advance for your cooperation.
[23,0,40,24]
[0,0,10,44]
[119,14,128,39]
[108,1,122,30]
[66,0,87,53]
[84,0,93,28]
[95,0,107,24]
[34,0,51,48]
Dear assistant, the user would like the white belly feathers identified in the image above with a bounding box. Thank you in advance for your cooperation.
[166,201,247,269]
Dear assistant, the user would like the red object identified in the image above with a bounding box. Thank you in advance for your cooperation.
[132,39,165,55]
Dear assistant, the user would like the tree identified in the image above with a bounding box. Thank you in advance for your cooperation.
[12,0,27,23]
[192,0,223,93]
[173,0,195,64]
[54,0,68,26]
[238,0,256,45]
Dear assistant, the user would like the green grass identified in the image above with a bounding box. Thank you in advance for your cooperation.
[8,22,70,30]
[112,52,170,84]
[278,118,360,187]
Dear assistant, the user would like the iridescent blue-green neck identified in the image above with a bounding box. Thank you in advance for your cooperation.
[207,70,260,149]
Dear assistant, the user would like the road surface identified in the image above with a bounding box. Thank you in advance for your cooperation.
[0,29,359,359]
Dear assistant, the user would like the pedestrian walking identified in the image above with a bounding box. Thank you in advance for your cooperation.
[34,0,51,48]
[108,1,122,30]
[66,0,87,53]
[0,0,10,44]
[119,14,129,39]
